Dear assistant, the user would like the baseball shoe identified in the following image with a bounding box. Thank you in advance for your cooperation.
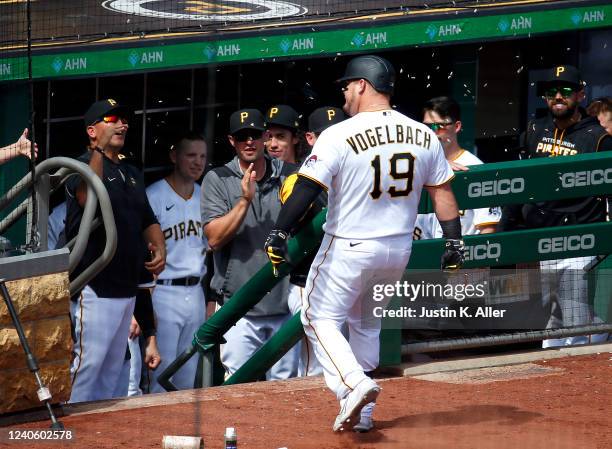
[353,402,375,433]
[333,378,380,432]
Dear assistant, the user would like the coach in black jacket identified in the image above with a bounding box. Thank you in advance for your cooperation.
[500,65,612,347]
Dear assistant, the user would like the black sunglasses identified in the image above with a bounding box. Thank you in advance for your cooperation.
[425,122,454,132]
[544,86,576,99]
[233,130,263,142]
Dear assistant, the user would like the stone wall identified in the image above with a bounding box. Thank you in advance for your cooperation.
[0,273,71,414]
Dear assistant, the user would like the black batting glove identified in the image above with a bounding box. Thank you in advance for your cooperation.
[441,238,465,271]
[264,229,290,277]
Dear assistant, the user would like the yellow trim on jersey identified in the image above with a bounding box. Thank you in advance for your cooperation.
[475,221,500,228]
[424,173,455,187]
[297,173,329,192]
[449,149,466,162]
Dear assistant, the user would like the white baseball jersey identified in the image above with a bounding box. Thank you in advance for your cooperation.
[299,109,454,241]
[413,150,501,240]
[146,180,206,279]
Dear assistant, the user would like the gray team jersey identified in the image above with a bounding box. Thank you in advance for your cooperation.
[201,156,295,316]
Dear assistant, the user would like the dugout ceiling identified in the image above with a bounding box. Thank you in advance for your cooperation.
[0,0,611,82]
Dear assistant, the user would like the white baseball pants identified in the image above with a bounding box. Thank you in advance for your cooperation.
[287,283,323,377]
[301,234,411,400]
[220,312,299,380]
[69,286,135,403]
[150,284,206,393]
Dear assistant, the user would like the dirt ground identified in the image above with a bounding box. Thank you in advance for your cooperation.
[1,353,610,449]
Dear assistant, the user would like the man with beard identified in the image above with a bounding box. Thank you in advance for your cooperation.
[500,65,612,347]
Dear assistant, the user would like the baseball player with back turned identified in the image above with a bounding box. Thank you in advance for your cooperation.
[146,132,208,392]
[265,55,465,432]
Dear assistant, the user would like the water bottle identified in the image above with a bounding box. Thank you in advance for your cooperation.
[224,427,237,449]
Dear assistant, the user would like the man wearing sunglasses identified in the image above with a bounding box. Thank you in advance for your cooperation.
[65,99,166,403]
[500,65,612,348]
[201,108,298,380]
[416,96,500,241]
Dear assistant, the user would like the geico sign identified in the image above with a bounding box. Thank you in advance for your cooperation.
[468,178,525,197]
[560,169,612,188]
[538,234,595,254]
[465,243,502,261]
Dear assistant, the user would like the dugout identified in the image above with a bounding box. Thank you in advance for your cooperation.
[1,0,611,241]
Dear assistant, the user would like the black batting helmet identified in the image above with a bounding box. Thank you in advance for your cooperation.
[336,55,396,94]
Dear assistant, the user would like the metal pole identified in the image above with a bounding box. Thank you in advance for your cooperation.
[0,280,63,429]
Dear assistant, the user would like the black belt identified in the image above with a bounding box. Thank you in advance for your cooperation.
[156,276,201,287]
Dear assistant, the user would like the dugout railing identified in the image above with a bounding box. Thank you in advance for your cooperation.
[156,151,612,389]
[0,157,117,295]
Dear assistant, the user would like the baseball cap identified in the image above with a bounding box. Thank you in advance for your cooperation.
[84,99,129,127]
[265,105,300,131]
[229,108,266,135]
[308,107,346,133]
[539,65,583,92]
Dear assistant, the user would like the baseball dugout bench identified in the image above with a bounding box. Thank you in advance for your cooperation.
[158,151,612,389]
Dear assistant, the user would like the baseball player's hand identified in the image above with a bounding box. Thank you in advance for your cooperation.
[144,336,162,370]
[241,163,257,202]
[145,242,166,275]
[441,238,465,271]
[264,229,289,277]
[129,317,141,339]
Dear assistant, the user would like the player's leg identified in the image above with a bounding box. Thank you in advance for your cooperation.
[267,313,299,380]
[150,285,183,393]
[171,284,206,389]
[347,240,410,432]
[541,259,565,348]
[220,315,265,377]
[127,336,143,396]
[287,283,306,376]
[101,297,138,398]
[557,256,607,345]
[301,235,384,400]
[113,346,131,398]
[69,286,135,402]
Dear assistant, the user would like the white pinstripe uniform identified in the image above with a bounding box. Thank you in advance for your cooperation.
[146,179,206,392]
[413,150,501,240]
[298,109,453,401]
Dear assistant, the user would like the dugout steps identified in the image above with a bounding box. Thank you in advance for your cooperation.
[386,341,612,377]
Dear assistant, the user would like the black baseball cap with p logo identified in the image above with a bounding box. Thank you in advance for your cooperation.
[538,65,583,94]
[265,105,300,131]
[229,108,266,135]
[84,99,129,126]
[308,107,346,133]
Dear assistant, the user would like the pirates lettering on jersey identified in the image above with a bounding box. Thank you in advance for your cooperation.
[535,136,578,156]
[163,219,203,241]
[346,124,432,154]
